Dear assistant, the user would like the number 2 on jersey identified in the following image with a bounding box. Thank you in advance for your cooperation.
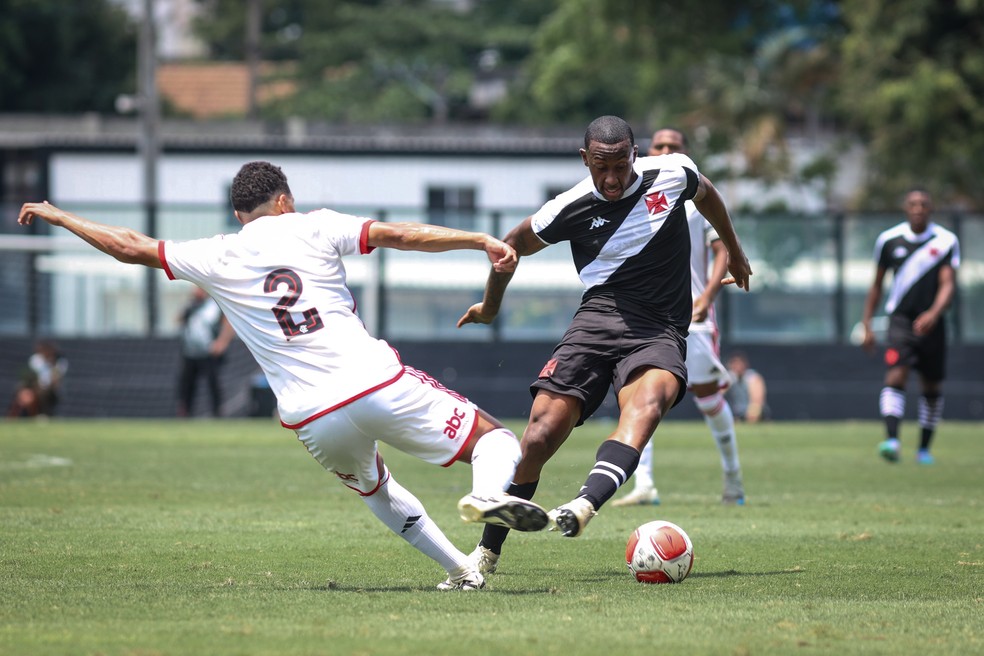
[264,268,325,338]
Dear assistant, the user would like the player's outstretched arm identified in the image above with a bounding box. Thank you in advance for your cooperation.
[692,175,752,291]
[18,201,162,268]
[367,221,517,273]
[457,217,546,328]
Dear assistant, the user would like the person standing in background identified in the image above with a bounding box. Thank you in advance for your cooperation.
[177,286,236,417]
[860,189,959,465]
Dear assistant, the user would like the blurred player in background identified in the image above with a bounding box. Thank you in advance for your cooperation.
[613,128,746,508]
[724,351,769,423]
[457,116,751,577]
[860,189,959,465]
[18,161,549,591]
[176,286,235,417]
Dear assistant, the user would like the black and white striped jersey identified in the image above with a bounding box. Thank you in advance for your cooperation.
[873,221,960,319]
[530,153,699,330]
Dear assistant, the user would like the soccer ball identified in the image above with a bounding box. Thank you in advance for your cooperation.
[625,520,694,584]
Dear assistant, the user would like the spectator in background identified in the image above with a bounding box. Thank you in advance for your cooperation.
[7,340,68,418]
[724,352,768,423]
[176,286,236,417]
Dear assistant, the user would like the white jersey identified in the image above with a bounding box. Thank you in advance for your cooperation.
[687,200,720,335]
[160,209,404,428]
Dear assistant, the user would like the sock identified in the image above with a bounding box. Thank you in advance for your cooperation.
[577,440,640,510]
[695,392,741,473]
[879,386,905,440]
[479,480,538,554]
[469,427,521,496]
[633,441,655,490]
[362,476,464,573]
[918,394,943,451]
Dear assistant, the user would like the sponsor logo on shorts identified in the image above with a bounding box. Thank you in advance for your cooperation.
[539,358,558,378]
[335,471,358,482]
[885,348,900,366]
[444,408,467,439]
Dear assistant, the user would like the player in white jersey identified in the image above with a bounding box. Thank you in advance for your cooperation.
[860,189,959,465]
[613,128,746,507]
[17,161,549,591]
[455,116,751,577]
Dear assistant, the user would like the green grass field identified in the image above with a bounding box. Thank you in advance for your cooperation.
[1,419,982,655]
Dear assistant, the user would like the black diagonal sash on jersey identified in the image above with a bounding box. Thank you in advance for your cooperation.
[885,230,957,314]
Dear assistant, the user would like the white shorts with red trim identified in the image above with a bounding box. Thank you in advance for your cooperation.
[686,329,730,389]
[293,366,477,495]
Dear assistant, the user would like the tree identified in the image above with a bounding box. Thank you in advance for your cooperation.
[838,0,984,209]
[0,0,136,113]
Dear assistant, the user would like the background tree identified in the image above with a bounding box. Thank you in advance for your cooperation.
[0,0,136,113]
[838,0,984,209]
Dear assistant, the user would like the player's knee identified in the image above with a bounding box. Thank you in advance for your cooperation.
[693,391,726,417]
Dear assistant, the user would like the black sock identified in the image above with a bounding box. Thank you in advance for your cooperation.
[578,440,640,510]
[479,480,538,554]
[885,416,900,440]
[919,427,934,451]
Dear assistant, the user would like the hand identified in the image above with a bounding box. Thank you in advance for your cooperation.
[457,302,497,328]
[722,250,752,291]
[691,297,709,323]
[18,201,65,227]
[485,237,518,273]
[912,311,938,336]
[860,325,876,353]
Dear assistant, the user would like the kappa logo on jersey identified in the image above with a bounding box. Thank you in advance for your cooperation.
[644,191,669,214]
[893,246,908,259]
[589,217,609,230]
[444,408,467,439]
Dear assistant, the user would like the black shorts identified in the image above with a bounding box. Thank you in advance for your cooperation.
[885,313,946,381]
[530,296,688,426]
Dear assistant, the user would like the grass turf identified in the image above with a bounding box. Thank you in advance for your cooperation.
[1,419,982,655]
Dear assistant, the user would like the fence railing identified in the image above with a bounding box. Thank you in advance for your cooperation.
[2,203,981,344]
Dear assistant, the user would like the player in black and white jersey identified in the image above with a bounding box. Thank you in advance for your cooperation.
[456,116,752,575]
[19,161,551,592]
[861,189,960,465]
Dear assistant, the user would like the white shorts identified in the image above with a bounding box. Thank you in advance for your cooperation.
[293,367,478,496]
[686,329,730,389]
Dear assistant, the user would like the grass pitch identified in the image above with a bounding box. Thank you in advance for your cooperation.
[1,418,982,655]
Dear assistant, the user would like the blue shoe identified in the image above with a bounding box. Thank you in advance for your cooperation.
[916,450,935,465]
[878,439,900,463]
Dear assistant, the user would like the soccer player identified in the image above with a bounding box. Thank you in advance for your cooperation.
[860,188,960,465]
[456,116,751,576]
[17,161,550,591]
[613,128,746,507]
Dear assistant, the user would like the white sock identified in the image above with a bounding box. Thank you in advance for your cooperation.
[634,441,655,490]
[696,392,741,473]
[468,427,521,496]
[362,476,465,573]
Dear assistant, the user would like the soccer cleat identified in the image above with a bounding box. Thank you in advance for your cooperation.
[916,450,935,465]
[611,485,661,507]
[722,470,746,506]
[547,497,597,538]
[457,494,549,532]
[878,439,900,463]
[468,545,500,576]
[436,564,485,591]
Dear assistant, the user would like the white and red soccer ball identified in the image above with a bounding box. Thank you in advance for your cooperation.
[625,520,694,583]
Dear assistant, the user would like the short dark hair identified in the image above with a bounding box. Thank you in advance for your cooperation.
[584,115,634,149]
[230,161,293,213]
[652,127,689,148]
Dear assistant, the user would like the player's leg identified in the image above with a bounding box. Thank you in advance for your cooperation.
[550,366,681,537]
[294,396,480,590]
[879,316,916,462]
[205,355,222,417]
[454,409,549,532]
[176,357,197,417]
[692,380,744,504]
[914,326,947,465]
[611,439,660,506]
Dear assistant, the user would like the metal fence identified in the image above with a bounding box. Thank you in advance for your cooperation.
[2,202,981,344]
